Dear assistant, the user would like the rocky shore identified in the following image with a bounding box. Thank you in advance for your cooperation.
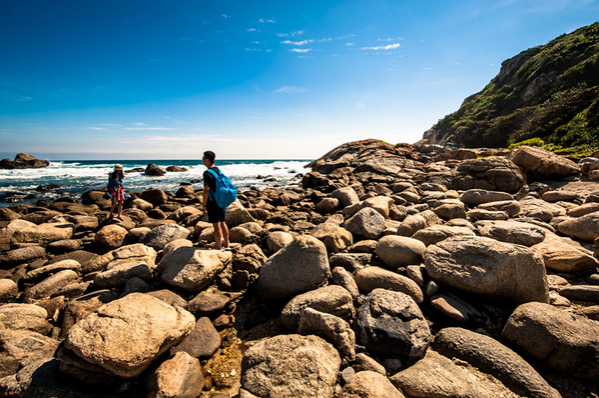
[1,139,599,397]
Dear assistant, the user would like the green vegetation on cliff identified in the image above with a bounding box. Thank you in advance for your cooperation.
[424,22,599,155]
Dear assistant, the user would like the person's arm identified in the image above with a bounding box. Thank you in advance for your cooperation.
[202,186,209,215]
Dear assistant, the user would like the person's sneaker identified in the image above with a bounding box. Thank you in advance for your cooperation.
[221,247,232,252]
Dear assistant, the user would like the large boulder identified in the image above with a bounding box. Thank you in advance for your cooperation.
[476,220,546,246]
[355,289,431,360]
[532,234,599,272]
[240,334,341,398]
[281,285,355,330]
[355,267,424,304]
[62,293,195,378]
[21,270,80,303]
[459,189,513,206]
[450,157,527,193]
[434,327,561,398]
[257,236,331,301]
[0,153,49,169]
[85,243,157,274]
[508,146,580,179]
[0,329,60,378]
[145,163,167,176]
[502,302,599,382]
[0,304,51,335]
[159,247,231,292]
[145,351,204,398]
[309,224,353,253]
[11,222,74,246]
[94,224,128,252]
[424,236,549,304]
[396,210,440,237]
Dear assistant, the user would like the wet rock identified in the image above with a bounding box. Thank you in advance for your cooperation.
[355,289,431,360]
[258,235,331,301]
[424,236,549,304]
[62,293,195,378]
[281,285,355,330]
[502,301,599,382]
[145,163,167,176]
[240,334,340,398]
[159,247,231,292]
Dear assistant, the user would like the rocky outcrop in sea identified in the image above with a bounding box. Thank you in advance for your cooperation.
[0,153,50,169]
[1,139,599,397]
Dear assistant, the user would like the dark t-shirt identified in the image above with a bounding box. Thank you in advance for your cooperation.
[203,167,220,205]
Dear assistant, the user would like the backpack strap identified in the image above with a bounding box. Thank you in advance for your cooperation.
[206,168,220,201]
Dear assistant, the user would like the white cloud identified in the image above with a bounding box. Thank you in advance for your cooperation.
[275,86,307,93]
[86,127,105,130]
[281,39,313,45]
[124,127,175,131]
[247,28,257,32]
[360,43,401,50]
[131,123,147,126]
[277,30,304,37]
[223,14,232,18]
[290,48,312,53]
[377,37,404,42]
[346,42,355,46]
[258,18,277,23]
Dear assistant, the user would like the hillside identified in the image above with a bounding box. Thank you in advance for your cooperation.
[420,22,599,154]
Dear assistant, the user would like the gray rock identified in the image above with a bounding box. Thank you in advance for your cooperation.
[396,210,441,237]
[340,370,405,398]
[171,317,221,358]
[434,327,562,398]
[375,235,426,268]
[355,289,431,360]
[355,267,424,304]
[424,236,549,304]
[344,207,386,240]
[331,186,360,207]
[502,301,599,382]
[145,351,204,398]
[159,247,231,292]
[240,334,340,398]
[257,235,331,301]
[143,223,191,250]
[265,231,294,254]
[62,293,195,378]
[281,285,355,330]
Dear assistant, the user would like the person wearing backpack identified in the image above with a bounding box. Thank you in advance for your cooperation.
[201,150,236,251]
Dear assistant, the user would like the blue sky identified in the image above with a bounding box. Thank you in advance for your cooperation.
[1,0,598,160]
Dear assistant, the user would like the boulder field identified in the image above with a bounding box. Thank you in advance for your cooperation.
[1,139,599,397]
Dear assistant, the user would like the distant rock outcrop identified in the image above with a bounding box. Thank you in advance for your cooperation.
[0,153,50,169]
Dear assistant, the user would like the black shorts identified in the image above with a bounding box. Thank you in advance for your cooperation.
[207,202,226,223]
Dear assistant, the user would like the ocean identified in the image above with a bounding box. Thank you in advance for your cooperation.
[0,159,311,209]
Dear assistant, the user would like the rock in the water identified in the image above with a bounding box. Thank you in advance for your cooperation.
[390,349,494,398]
[355,288,431,360]
[145,351,204,398]
[508,146,580,179]
[340,370,405,398]
[424,236,549,304]
[240,334,340,398]
[434,327,562,398]
[344,207,386,240]
[375,235,426,268]
[257,235,331,301]
[159,247,231,292]
[145,163,167,176]
[281,285,355,330]
[502,301,599,382]
[62,293,195,378]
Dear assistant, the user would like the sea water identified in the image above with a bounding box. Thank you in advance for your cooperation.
[0,159,311,208]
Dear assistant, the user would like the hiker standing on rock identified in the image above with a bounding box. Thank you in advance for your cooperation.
[107,164,125,220]
[202,150,237,251]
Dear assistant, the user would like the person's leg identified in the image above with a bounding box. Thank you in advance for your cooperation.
[109,198,117,217]
[117,200,123,218]
[213,222,222,250]
[220,221,230,248]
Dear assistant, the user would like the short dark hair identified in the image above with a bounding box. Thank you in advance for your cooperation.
[203,151,216,163]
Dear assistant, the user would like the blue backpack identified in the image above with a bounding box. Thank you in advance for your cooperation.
[206,168,237,208]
